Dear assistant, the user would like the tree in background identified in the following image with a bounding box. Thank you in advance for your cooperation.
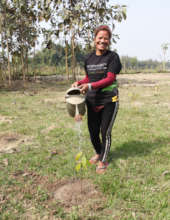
[29,43,165,75]
[44,0,126,80]
[0,0,41,84]
[0,0,13,85]
[161,43,169,71]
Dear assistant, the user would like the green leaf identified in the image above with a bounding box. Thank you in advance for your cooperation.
[113,5,119,9]
[75,152,83,161]
[106,15,110,21]
[98,8,105,16]
[81,155,87,168]
[75,163,81,172]
[122,7,127,20]
[86,160,91,167]
[58,23,64,30]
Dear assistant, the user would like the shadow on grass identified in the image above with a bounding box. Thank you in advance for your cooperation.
[109,136,170,162]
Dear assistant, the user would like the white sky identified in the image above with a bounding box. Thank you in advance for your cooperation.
[112,0,170,61]
[38,0,170,62]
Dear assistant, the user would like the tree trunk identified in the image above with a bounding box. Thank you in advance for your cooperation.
[0,37,5,81]
[65,40,69,80]
[162,52,166,71]
[33,46,36,81]
[71,33,76,80]
[1,5,6,81]
[26,49,29,77]
[6,38,11,86]
[123,59,126,73]
[21,49,25,82]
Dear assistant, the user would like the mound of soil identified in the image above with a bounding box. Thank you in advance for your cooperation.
[53,179,104,211]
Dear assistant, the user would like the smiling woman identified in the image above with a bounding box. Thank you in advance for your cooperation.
[94,25,111,55]
[72,25,122,174]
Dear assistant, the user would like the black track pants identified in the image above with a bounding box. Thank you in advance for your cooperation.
[87,101,119,162]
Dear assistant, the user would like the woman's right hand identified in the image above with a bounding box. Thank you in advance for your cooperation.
[72,82,79,87]
[74,114,83,121]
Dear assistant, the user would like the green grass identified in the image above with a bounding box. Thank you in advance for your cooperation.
[0,77,170,219]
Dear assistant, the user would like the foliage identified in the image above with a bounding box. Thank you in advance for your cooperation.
[0,0,127,83]
[29,43,86,68]
[0,0,42,82]
[49,0,127,45]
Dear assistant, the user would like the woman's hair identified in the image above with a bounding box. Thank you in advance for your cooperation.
[94,25,112,39]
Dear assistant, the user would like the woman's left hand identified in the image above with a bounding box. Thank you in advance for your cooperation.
[78,84,89,94]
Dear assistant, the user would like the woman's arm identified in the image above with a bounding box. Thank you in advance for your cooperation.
[78,72,116,93]
[91,72,116,89]
[72,75,89,87]
[77,75,89,85]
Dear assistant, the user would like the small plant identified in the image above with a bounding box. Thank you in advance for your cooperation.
[75,151,90,172]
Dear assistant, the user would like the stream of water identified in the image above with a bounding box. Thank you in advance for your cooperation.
[75,104,83,152]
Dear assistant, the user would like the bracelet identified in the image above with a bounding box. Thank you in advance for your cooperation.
[88,83,92,91]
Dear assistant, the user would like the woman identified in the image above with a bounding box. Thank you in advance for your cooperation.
[72,25,122,174]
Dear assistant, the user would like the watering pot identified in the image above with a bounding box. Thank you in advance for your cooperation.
[65,87,86,117]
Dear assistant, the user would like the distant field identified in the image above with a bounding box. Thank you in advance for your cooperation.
[0,73,170,220]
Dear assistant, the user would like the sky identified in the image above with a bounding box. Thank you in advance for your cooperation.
[112,0,170,61]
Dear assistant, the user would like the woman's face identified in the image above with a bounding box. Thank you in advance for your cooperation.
[94,30,110,55]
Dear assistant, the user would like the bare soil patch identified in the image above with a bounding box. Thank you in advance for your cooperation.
[0,115,12,124]
[1,73,170,93]
[0,132,32,153]
[118,73,170,86]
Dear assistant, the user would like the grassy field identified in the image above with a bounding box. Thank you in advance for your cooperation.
[0,73,170,220]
